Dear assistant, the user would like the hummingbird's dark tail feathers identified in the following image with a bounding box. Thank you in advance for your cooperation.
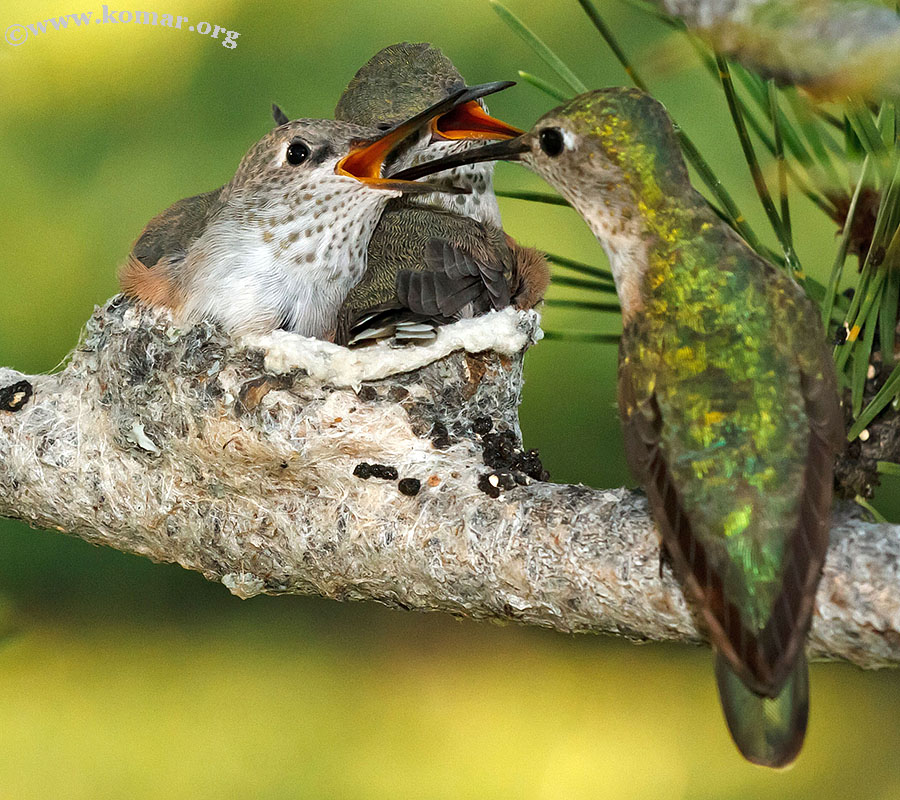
[345,310,440,346]
[715,651,809,769]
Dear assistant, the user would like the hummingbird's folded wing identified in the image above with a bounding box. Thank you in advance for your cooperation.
[335,206,519,347]
[617,350,777,696]
[387,236,510,319]
[131,188,223,270]
[618,286,841,700]
[421,237,512,311]
[120,188,223,310]
[396,267,484,318]
[342,267,485,346]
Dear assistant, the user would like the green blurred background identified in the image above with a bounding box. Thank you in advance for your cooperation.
[1,0,898,796]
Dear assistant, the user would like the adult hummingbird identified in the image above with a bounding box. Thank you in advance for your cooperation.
[397,88,845,767]
[274,42,548,345]
[119,86,496,339]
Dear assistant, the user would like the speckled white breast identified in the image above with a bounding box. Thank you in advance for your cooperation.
[179,176,399,337]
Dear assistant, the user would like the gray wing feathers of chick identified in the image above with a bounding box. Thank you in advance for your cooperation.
[131,189,222,270]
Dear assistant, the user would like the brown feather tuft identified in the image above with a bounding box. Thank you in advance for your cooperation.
[505,235,550,311]
[118,255,181,310]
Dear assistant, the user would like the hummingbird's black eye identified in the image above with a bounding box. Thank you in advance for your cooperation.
[539,128,565,157]
[286,141,311,165]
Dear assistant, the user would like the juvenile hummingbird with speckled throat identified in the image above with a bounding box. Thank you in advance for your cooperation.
[120,85,502,339]
[274,42,549,345]
[398,88,845,767]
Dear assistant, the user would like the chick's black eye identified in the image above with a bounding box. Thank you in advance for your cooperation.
[286,141,310,165]
[539,127,565,157]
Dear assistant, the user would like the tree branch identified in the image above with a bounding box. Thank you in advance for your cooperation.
[1,298,898,670]
[656,0,900,95]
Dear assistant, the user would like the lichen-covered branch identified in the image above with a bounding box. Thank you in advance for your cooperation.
[0,297,898,670]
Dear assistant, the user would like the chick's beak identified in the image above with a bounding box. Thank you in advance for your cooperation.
[431,100,523,141]
[336,80,518,194]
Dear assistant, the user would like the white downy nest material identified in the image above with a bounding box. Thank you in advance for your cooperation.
[246,307,543,389]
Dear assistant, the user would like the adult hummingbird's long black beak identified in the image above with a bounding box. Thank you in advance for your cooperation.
[388,136,532,183]
[336,81,518,194]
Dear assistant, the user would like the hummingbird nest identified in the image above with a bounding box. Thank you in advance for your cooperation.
[0,296,898,671]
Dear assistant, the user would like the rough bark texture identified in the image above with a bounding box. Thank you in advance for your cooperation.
[0,297,899,670]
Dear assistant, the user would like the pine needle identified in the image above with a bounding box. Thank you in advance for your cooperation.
[517,71,570,102]
[490,2,587,94]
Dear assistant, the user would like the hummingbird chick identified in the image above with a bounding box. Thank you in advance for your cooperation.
[399,88,845,768]
[119,90,482,339]
[326,42,549,345]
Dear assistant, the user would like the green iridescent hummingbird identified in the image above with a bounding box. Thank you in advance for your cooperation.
[397,88,845,767]
[277,42,548,345]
